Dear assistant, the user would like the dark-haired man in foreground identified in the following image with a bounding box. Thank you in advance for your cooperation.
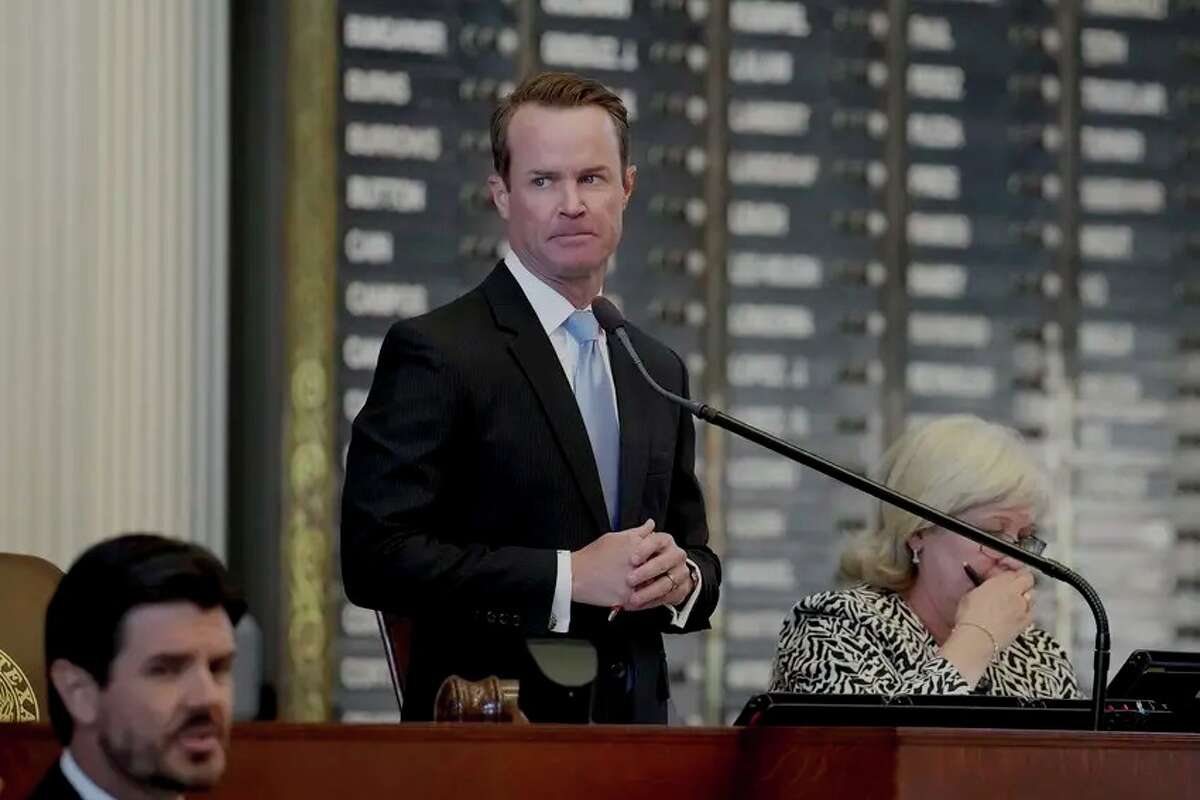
[32,533,244,800]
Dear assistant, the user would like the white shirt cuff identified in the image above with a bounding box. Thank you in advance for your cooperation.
[550,549,572,632]
[667,558,702,629]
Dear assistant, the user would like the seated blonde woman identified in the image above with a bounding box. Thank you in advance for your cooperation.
[769,415,1078,699]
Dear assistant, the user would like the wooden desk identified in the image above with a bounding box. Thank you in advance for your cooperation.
[2,723,1197,799]
[739,726,1200,799]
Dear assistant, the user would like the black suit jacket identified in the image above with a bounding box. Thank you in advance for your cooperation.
[29,762,82,800]
[341,263,720,723]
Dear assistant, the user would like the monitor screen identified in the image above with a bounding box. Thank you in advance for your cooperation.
[1106,650,1200,713]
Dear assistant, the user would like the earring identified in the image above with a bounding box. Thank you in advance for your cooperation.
[910,549,921,565]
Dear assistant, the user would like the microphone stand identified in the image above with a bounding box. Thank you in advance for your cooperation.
[600,308,1110,730]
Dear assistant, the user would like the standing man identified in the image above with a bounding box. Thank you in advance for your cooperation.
[32,534,244,799]
[341,71,720,723]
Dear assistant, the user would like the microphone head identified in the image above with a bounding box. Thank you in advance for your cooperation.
[591,296,626,334]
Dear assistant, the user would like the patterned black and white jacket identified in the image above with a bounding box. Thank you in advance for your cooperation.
[769,585,1079,699]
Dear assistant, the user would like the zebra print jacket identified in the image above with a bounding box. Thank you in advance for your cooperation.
[769,585,1079,699]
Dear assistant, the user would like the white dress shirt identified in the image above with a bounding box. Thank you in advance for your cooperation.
[503,252,702,632]
[61,749,183,800]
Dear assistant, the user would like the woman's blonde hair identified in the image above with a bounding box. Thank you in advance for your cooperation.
[838,414,1050,591]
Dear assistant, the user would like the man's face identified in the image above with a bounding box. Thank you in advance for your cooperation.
[489,103,635,294]
[96,603,236,793]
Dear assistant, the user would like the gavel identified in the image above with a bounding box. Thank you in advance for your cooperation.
[434,675,529,723]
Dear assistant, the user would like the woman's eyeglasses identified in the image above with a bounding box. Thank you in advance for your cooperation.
[978,528,1046,559]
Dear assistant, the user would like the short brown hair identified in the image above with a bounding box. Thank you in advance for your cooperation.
[490,71,630,185]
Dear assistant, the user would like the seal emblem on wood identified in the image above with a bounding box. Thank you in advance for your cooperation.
[0,647,39,722]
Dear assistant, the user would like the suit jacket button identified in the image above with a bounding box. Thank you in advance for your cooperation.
[609,662,627,680]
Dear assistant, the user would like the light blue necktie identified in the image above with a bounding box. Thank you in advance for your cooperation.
[563,309,620,528]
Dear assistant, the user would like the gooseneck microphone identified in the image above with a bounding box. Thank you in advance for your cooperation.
[592,296,1111,731]
[593,297,706,416]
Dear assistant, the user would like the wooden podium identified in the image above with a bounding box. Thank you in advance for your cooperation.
[2,723,1198,799]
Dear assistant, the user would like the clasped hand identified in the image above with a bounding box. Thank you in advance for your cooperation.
[571,519,693,610]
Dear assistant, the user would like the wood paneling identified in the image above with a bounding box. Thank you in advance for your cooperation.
[2,723,1197,800]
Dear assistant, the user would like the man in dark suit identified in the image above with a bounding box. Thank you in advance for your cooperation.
[31,534,244,799]
[341,72,721,724]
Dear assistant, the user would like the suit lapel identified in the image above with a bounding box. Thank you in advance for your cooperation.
[31,762,80,800]
[608,329,650,531]
[482,265,612,534]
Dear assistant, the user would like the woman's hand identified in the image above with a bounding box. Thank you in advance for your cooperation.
[955,568,1035,652]
[939,568,1034,688]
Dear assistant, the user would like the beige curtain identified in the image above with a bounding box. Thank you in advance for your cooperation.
[0,0,229,565]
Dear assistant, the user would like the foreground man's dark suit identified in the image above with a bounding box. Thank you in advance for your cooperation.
[341,263,720,723]
[29,762,82,800]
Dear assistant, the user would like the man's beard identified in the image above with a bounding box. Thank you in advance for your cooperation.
[100,712,224,793]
